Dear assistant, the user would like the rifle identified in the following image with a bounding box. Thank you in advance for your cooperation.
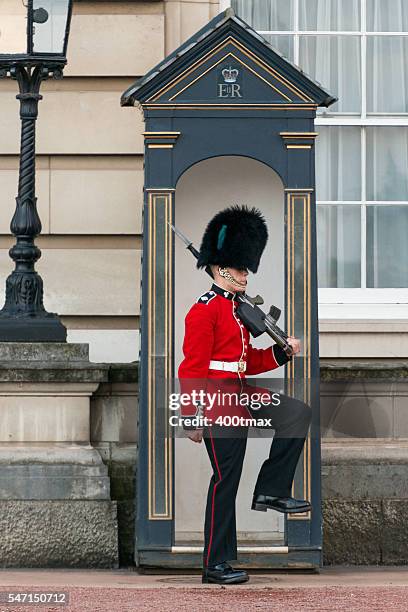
[169,223,293,357]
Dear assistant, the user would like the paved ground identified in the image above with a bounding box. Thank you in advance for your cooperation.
[0,567,406,611]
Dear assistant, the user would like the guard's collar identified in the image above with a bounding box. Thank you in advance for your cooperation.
[211,282,236,300]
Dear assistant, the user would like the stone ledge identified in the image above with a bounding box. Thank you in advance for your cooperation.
[0,345,139,385]
[0,500,118,568]
[106,363,138,384]
[0,470,111,500]
[108,360,408,383]
[0,444,105,465]
[0,445,112,500]
[0,343,89,362]
[321,361,408,381]
[323,499,408,565]
[322,440,408,465]
[0,362,109,383]
[319,319,408,332]
[322,441,408,499]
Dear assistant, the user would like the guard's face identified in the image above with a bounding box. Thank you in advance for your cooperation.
[228,267,248,291]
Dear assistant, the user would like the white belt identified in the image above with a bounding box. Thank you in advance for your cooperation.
[209,359,247,373]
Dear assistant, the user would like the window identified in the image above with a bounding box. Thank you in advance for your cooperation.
[224,0,408,316]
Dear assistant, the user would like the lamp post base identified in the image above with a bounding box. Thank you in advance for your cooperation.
[0,315,66,342]
[0,63,69,345]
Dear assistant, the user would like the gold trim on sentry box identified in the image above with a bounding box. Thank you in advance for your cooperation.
[147,191,173,520]
[143,104,317,111]
[284,188,314,192]
[286,145,313,149]
[170,546,289,554]
[165,193,173,521]
[147,144,174,149]
[286,192,294,397]
[169,51,292,102]
[287,192,312,520]
[147,36,313,103]
[147,191,154,519]
[166,192,174,517]
[280,132,318,138]
[143,132,181,137]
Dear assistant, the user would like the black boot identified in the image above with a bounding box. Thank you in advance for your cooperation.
[202,561,249,584]
[252,494,312,513]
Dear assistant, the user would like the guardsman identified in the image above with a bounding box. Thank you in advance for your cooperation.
[178,205,312,585]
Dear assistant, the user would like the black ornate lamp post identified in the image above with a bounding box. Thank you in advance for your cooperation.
[0,0,73,341]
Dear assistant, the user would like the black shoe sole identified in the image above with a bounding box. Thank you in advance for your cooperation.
[202,575,249,584]
[251,501,312,514]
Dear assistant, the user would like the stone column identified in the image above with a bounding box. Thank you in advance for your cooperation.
[0,342,118,568]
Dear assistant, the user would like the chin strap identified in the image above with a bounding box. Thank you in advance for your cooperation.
[218,267,247,289]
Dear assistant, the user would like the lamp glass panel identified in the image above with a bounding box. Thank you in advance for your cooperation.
[32,0,70,55]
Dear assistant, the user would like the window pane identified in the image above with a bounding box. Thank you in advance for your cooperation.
[367,0,408,32]
[299,0,360,31]
[316,127,361,200]
[317,205,361,288]
[367,37,408,113]
[232,0,294,31]
[263,34,294,61]
[366,128,408,200]
[367,206,408,287]
[299,36,361,112]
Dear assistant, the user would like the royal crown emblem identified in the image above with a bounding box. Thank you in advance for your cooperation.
[222,66,239,83]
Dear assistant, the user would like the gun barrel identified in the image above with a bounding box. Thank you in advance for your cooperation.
[168,223,192,249]
[264,318,292,355]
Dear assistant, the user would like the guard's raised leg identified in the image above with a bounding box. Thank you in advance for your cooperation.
[250,395,312,513]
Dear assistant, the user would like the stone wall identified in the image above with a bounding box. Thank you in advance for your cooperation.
[91,364,138,567]
[321,361,408,565]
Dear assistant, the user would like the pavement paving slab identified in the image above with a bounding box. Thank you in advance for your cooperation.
[0,567,406,611]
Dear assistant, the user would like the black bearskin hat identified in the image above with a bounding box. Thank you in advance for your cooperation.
[196,204,268,273]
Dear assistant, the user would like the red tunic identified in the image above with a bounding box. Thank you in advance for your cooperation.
[178,282,291,427]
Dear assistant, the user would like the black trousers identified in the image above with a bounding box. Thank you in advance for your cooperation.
[202,394,312,568]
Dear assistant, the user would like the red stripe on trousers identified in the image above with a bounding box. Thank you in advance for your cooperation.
[205,428,222,568]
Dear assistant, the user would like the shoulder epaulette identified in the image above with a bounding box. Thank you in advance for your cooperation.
[195,289,217,305]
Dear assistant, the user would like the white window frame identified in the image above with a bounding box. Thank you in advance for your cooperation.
[221,0,408,319]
